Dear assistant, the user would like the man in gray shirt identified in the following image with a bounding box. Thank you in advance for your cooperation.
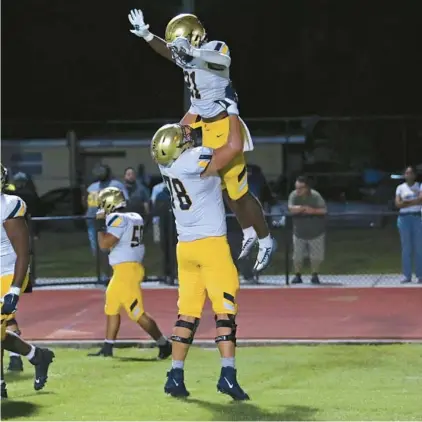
[288,176,327,284]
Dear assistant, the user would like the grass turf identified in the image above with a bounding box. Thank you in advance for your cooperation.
[2,345,421,421]
[33,226,401,279]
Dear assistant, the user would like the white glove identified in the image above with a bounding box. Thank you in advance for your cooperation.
[167,37,194,56]
[215,98,239,116]
[128,9,154,42]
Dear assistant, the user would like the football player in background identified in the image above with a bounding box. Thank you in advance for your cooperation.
[1,164,54,398]
[151,117,249,401]
[128,9,275,273]
[89,187,172,359]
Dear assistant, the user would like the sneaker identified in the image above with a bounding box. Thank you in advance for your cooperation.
[164,368,190,398]
[31,348,55,391]
[157,341,172,360]
[253,238,277,273]
[311,274,321,284]
[400,278,412,284]
[87,344,113,357]
[418,279,422,284]
[217,367,250,401]
[8,355,23,372]
[291,274,303,284]
[238,232,258,260]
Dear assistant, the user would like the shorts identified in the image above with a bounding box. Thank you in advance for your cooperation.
[0,273,29,323]
[177,236,239,318]
[105,262,145,321]
[293,234,326,262]
[201,116,249,201]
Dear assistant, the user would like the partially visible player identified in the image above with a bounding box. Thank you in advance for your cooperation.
[1,164,31,372]
[151,117,249,401]
[88,187,172,359]
[1,305,55,399]
[128,9,275,272]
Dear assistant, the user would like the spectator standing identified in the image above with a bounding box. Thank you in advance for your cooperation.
[85,165,128,254]
[137,164,151,191]
[123,167,150,216]
[394,166,422,284]
[288,176,327,284]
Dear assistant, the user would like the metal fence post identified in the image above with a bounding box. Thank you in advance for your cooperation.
[284,214,291,285]
[28,217,36,289]
[94,218,101,285]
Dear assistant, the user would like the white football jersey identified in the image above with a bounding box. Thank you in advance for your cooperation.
[179,40,237,119]
[159,146,226,242]
[105,212,145,267]
[0,194,28,276]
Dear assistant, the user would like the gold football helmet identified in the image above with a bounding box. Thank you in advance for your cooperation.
[165,13,206,48]
[151,124,195,167]
[98,187,126,215]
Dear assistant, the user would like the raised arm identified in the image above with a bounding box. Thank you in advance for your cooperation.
[128,9,173,61]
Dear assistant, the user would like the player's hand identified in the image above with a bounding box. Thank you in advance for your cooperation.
[168,37,193,56]
[96,209,105,220]
[215,98,239,116]
[128,9,152,40]
[2,291,19,315]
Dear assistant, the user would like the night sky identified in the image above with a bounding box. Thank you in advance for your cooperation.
[2,0,421,121]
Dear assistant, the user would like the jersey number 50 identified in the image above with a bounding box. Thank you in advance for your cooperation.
[163,175,192,211]
[183,71,201,100]
[131,225,143,247]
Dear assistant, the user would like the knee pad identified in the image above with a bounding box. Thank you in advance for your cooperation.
[215,314,237,346]
[6,319,20,333]
[171,317,200,345]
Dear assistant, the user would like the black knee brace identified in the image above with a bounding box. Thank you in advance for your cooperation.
[215,314,237,346]
[6,319,20,335]
[171,318,200,345]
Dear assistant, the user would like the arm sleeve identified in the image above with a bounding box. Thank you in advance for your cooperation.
[5,196,27,219]
[192,41,231,68]
[315,192,326,208]
[395,185,401,197]
[185,147,214,175]
[105,214,127,239]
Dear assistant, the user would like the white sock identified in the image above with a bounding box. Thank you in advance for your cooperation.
[156,336,168,346]
[104,339,114,345]
[25,345,36,361]
[172,360,184,369]
[242,226,257,240]
[258,234,273,248]
[9,351,20,358]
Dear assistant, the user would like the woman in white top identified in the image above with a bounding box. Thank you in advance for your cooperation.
[395,166,422,283]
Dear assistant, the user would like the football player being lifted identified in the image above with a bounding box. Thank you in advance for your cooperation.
[128,10,275,272]
[151,116,249,400]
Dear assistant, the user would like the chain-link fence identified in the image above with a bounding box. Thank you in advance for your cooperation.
[29,211,411,288]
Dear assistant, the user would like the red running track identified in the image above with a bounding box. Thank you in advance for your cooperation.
[16,288,422,341]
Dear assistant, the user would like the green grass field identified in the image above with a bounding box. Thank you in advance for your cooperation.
[2,345,421,421]
[33,225,402,279]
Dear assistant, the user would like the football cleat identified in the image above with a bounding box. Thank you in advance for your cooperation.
[217,367,250,401]
[238,232,258,260]
[8,355,23,372]
[157,341,172,360]
[253,237,276,273]
[88,344,113,357]
[164,368,190,398]
[31,348,55,391]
